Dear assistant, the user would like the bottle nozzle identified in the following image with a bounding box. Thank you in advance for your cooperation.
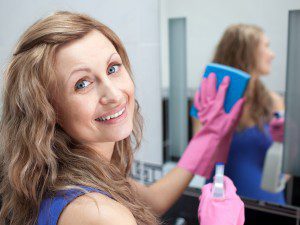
[212,163,225,199]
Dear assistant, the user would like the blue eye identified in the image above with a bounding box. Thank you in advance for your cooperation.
[75,80,91,90]
[108,64,120,75]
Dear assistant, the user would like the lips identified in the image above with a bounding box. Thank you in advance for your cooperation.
[95,103,126,121]
[96,107,125,121]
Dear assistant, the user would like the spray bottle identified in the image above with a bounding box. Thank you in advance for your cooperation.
[261,112,286,193]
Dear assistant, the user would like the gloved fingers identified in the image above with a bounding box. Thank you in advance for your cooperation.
[197,105,214,124]
[215,76,230,110]
[193,89,201,111]
[270,128,285,135]
[237,205,245,225]
[201,73,217,108]
[270,129,284,135]
[229,97,245,126]
[223,176,238,197]
[206,73,217,102]
[271,134,284,142]
[270,117,284,124]
[270,117,285,142]
[201,77,209,107]
[270,117,284,129]
[272,134,284,139]
[197,112,207,124]
[273,117,284,122]
[200,183,213,198]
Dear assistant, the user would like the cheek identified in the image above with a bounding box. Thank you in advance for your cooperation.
[58,97,96,129]
[256,49,270,72]
[258,54,272,75]
[263,52,272,67]
[127,81,135,99]
[118,74,135,100]
[121,77,135,117]
[127,80,135,111]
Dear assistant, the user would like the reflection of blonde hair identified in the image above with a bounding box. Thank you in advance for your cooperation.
[0,11,158,225]
[213,24,273,129]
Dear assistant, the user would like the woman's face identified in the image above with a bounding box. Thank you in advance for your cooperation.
[54,30,135,152]
[255,33,275,76]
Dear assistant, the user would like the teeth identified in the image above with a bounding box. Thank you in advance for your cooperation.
[96,108,125,121]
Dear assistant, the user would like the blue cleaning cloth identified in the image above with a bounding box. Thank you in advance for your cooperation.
[203,63,250,113]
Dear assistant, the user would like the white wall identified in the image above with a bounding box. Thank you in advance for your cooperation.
[161,0,300,94]
[0,0,163,165]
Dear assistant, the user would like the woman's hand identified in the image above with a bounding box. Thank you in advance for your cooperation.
[269,116,284,143]
[178,73,244,178]
[198,176,245,225]
[193,73,245,130]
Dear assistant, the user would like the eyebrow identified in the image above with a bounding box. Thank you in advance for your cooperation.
[67,52,119,82]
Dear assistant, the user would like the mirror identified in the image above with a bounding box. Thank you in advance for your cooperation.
[160,0,300,207]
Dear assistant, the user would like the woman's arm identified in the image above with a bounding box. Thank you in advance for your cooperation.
[129,167,194,216]
[129,76,244,216]
[58,192,137,225]
[128,116,202,216]
[127,116,202,216]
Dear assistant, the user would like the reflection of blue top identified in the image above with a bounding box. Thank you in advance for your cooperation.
[190,105,286,205]
[38,186,113,225]
[226,124,285,204]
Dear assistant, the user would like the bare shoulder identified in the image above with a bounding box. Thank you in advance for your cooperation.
[269,91,285,111]
[58,192,137,225]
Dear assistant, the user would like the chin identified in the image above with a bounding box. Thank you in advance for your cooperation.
[262,69,271,76]
[257,67,271,76]
[260,72,269,76]
[109,127,133,142]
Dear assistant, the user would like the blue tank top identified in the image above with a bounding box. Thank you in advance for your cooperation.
[37,186,113,225]
[225,124,285,205]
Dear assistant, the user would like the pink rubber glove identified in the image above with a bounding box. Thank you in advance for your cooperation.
[193,73,239,163]
[198,176,245,225]
[270,117,285,142]
[178,74,244,178]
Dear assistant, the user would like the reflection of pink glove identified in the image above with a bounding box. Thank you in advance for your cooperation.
[198,176,245,225]
[178,74,244,178]
[270,117,285,142]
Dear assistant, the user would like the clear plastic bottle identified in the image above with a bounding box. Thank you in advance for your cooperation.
[261,112,286,193]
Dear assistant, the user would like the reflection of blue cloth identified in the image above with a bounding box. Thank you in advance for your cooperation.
[190,104,198,118]
[190,105,286,204]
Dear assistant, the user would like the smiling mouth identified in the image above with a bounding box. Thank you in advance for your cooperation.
[95,107,126,122]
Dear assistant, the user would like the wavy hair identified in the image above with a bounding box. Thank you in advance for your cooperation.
[213,24,273,129]
[0,11,159,225]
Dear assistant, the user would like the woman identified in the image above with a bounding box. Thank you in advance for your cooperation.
[0,12,244,225]
[192,24,286,204]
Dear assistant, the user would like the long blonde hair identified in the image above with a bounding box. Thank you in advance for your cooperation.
[213,24,273,129]
[0,11,159,225]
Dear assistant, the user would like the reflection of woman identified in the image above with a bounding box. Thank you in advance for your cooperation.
[192,24,286,204]
[0,12,244,224]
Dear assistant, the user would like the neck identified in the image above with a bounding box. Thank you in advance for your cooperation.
[87,142,115,161]
[250,69,263,78]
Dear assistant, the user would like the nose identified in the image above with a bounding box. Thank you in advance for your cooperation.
[99,80,123,105]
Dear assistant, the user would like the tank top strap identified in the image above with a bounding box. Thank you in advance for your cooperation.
[37,186,113,225]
